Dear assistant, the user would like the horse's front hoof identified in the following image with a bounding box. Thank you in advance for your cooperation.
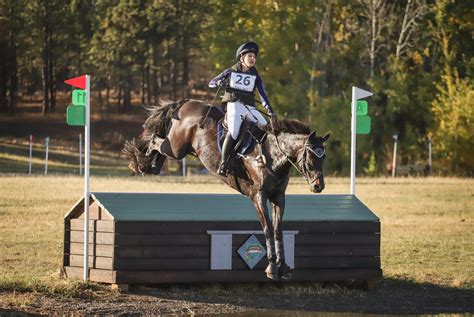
[265,263,279,280]
[278,262,292,279]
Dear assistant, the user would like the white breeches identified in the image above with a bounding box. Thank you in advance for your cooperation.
[226,101,268,140]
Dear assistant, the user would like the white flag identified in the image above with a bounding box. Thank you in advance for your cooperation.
[354,87,373,100]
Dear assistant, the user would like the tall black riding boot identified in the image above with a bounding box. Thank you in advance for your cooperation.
[217,132,237,176]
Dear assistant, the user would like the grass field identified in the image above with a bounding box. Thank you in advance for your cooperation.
[1,175,472,294]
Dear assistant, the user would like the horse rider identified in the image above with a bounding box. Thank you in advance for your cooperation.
[208,41,276,176]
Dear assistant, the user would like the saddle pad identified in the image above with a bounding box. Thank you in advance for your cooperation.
[217,119,255,157]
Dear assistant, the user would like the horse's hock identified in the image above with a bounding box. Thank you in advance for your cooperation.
[62,193,382,287]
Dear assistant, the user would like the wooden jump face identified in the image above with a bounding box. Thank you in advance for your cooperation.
[63,193,382,285]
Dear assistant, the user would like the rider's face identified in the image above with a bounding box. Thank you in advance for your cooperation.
[241,52,256,68]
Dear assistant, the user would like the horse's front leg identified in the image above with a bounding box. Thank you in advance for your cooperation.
[252,191,278,280]
[270,193,292,279]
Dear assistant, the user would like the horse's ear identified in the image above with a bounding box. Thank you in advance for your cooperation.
[322,133,330,142]
[309,131,317,138]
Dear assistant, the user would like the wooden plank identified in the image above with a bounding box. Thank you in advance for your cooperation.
[63,220,71,267]
[115,233,209,246]
[294,245,379,257]
[114,268,383,284]
[296,233,380,245]
[116,245,209,258]
[70,219,96,232]
[232,233,380,246]
[69,220,114,232]
[115,221,380,234]
[69,243,114,257]
[78,202,101,220]
[114,258,209,271]
[229,244,379,257]
[63,266,116,283]
[115,221,261,234]
[69,255,113,270]
[231,256,380,270]
[69,231,114,245]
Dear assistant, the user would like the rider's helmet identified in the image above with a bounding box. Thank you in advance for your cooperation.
[235,42,259,61]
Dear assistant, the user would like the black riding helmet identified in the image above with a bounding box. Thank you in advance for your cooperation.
[235,42,259,61]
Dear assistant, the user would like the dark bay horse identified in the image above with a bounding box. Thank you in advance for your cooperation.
[123,99,329,279]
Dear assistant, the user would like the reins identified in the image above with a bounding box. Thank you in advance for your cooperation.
[270,120,312,185]
[199,85,222,128]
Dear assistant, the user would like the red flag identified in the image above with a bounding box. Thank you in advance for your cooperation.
[65,75,86,89]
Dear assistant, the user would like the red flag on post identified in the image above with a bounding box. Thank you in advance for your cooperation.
[65,75,86,89]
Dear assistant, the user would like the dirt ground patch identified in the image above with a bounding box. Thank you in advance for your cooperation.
[1,280,473,316]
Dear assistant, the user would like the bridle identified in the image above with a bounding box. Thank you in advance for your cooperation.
[274,131,325,186]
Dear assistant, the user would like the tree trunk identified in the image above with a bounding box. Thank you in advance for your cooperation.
[123,71,132,112]
[8,4,18,114]
[49,57,56,112]
[141,62,146,105]
[182,9,190,99]
[42,30,50,115]
[0,61,7,111]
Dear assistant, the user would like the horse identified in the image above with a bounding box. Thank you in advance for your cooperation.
[123,99,329,280]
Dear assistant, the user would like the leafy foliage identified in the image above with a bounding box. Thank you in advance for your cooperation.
[0,0,471,174]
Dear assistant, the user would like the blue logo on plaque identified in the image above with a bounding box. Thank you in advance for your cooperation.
[237,235,266,269]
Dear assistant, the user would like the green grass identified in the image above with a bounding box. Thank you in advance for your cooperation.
[0,175,472,297]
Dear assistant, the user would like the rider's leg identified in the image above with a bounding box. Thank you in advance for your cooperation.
[217,102,243,176]
[245,107,268,128]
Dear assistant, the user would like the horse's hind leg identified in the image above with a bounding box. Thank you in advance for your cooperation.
[252,191,278,280]
[271,194,292,279]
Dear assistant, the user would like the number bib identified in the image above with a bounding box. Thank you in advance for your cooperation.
[229,72,256,93]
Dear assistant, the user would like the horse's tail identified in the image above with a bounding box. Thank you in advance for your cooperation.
[142,99,189,139]
[122,137,152,175]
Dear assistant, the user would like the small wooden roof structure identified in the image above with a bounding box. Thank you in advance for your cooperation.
[65,193,379,222]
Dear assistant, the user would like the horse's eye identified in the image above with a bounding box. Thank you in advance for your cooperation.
[314,148,325,158]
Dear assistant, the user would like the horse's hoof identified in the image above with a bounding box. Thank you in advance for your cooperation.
[278,262,292,279]
[265,263,279,280]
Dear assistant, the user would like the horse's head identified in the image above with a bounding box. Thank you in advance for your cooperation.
[298,131,330,193]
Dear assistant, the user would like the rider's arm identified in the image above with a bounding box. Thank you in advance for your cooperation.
[256,75,275,116]
[208,68,231,88]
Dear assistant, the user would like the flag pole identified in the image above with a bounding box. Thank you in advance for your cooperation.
[83,75,91,280]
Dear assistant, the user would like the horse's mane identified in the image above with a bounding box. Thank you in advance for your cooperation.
[264,118,311,135]
[143,99,189,139]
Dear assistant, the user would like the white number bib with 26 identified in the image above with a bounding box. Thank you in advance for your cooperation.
[229,72,256,93]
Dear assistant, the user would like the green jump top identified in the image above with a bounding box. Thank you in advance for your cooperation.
[78,192,379,222]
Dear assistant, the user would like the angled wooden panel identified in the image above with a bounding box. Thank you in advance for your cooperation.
[77,202,101,220]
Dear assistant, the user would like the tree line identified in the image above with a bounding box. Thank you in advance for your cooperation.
[0,0,472,175]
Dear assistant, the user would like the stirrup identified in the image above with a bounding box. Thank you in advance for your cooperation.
[217,162,227,176]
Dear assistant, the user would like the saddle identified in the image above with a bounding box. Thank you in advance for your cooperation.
[217,118,267,159]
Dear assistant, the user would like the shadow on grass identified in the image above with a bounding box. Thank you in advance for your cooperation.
[132,277,474,315]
